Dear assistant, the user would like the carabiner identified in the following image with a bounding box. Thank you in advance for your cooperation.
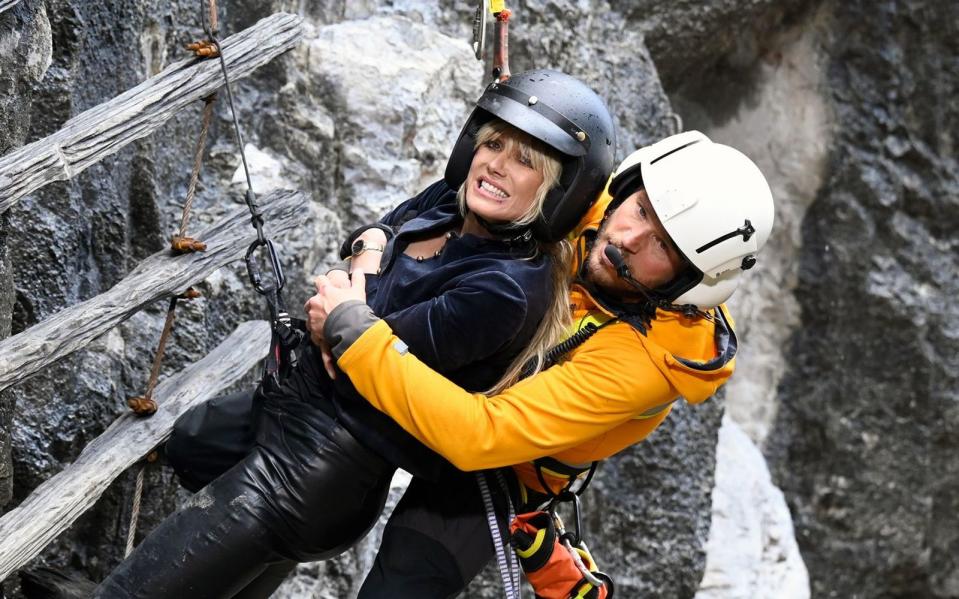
[472,0,489,60]
[245,238,286,295]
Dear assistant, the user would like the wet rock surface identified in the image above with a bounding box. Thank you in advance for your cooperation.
[0,1,955,598]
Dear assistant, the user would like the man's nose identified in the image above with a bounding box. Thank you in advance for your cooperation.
[620,222,651,252]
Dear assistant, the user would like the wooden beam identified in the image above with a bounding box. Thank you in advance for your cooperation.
[0,12,304,213]
[0,319,271,582]
[0,1,20,16]
[0,188,304,394]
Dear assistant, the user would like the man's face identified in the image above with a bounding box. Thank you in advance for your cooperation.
[585,189,686,296]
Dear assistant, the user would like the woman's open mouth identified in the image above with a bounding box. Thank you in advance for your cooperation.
[477,178,509,200]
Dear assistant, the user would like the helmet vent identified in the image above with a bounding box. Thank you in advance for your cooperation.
[695,219,756,254]
[650,139,702,165]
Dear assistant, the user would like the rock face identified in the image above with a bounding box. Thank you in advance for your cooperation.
[3,1,955,599]
[0,0,51,509]
[696,416,809,599]
[766,1,959,597]
[0,1,806,597]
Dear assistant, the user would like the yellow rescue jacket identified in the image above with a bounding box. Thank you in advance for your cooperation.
[337,190,737,492]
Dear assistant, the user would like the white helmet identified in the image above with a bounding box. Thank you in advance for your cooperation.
[607,131,775,310]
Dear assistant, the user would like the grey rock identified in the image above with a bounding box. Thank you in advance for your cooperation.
[5,3,954,599]
[293,15,480,226]
[696,416,809,599]
[620,0,814,91]
[766,1,959,597]
[673,7,833,445]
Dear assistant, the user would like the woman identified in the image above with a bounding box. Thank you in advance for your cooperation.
[95,70,616,598]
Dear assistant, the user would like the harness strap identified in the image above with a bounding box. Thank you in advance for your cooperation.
[478,471,522,599]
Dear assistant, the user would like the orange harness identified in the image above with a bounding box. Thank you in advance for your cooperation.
[510,509,613,598]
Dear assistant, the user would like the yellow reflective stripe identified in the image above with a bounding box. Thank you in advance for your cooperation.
[515,528,547,559]
[490,0,505,13]
[566,311,612,339]
[634,399,678,419]
[538,466,577,480]
[634,399,677,419]
[573,582,597,598]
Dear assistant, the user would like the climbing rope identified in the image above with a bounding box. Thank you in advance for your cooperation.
[201,0,298,377]
[473,0,512,82]
[124,465,145,557]
[122,0,230,553]
[490,0,511,82]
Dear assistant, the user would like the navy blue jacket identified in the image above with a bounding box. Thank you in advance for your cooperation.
[331,181,554,480]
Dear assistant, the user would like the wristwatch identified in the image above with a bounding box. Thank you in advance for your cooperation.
[350,239,386,258]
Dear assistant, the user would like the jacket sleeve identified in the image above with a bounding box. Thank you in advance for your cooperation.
[381,271,528,373]
[334,319,680,471]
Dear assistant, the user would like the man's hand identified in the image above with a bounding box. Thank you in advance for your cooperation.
[306,269,367,379]
[304,269,347,344]
[304,269,367,347]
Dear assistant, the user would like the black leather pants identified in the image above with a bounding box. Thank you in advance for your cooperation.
[94,389,394,599]
[164,391,506,598]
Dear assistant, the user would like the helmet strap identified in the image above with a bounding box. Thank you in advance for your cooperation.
[466,207,534,245]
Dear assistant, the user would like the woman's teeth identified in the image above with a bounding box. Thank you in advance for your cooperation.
[480,180,508,198]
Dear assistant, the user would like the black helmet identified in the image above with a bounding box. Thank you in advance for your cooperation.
[445,69,617,242]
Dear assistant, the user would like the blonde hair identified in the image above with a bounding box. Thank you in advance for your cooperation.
[456,120,563,227]
[454,120,572,394]
[486,240,573,394]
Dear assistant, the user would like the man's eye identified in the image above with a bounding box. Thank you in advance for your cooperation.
[638,205,647,219]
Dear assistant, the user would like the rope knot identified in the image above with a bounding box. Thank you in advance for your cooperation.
[185,40,220,58]
[127,396,158,415]
[171,235,207,253]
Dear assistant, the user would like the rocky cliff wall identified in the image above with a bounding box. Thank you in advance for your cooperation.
[1,1,955,598]
[766,1,959,597]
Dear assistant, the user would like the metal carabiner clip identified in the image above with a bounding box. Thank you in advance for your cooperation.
[245,238,286,295]
[472,0,489,60]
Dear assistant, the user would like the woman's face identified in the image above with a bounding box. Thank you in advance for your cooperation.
[464,131,545,224]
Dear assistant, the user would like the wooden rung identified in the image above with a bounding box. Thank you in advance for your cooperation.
[0,319,271,581]
[0,188,304,395]
[0,12,304,213]
[0,1,21,16]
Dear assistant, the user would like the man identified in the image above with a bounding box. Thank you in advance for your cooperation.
[308,130,775,595]
[312,129,774,472]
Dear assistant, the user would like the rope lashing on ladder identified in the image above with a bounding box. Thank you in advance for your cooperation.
[123,0,232,552]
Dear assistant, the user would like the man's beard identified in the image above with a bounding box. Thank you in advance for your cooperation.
[583,229,642,299]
